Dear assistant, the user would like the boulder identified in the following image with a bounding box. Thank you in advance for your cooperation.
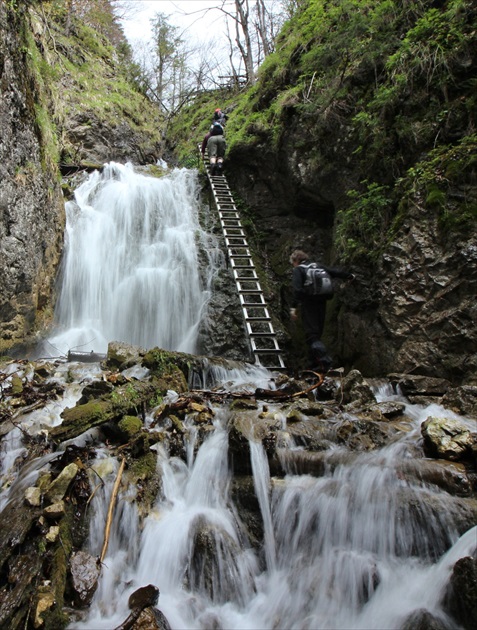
[443,555,477,630]
[421,417,474,461]
[69,551,100,608]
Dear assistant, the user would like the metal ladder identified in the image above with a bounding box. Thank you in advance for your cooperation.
[199,147,286,370]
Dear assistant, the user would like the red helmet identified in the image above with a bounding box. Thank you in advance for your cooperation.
[215,108,221,112]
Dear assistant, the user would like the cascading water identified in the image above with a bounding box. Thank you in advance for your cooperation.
[1,373,474,630]
[1,166,475,630]
[46,163,219,357]
[69,388,476,630]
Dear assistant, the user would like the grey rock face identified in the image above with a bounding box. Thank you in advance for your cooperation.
[0,5,65,353]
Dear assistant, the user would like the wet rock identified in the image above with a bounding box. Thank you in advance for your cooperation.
[106,341,146,371]
[0,550,43,628]
[44,500,66,520]
[397,459,473,497]
[230,397,259,410]
[282,416,335,453]
[399,608,451,630]
[128,584,159,609]
[276,448,357,477]
[441,385,477,418]
[397,491,477,556]
[230,476,263,546]
[69,551,100,608]
[46,525,60,542]
[443,555,477,630]
[25,486,41,507]
[389,374,452,398]
[368,400,407,420]
[186,516,242,602]
[135,607,172,630]
[34,584,56,629]
[421,417,473,461]
[114,584,171,629]
[286,408,303,423]
[339,370,377,408]
[292,399,332,416]
[334,417,398,451]
[45,463,79,503]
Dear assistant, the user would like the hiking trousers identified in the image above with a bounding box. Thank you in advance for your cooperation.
[207,135,226,158]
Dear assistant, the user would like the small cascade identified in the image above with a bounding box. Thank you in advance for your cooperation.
[46,163,220,357]
[67,379,476,630]
[250,441,277,572]
[73,418,259,629]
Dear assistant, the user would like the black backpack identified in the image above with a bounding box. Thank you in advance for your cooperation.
[210,122,224,136]
[299,263,334,296]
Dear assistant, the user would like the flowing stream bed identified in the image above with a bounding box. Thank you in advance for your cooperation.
[0,164,475,630]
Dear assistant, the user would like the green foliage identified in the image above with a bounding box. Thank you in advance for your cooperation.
[396,134,477,231]
[27,1,164,166]
[20,28,60,173]
[336,181,393,261]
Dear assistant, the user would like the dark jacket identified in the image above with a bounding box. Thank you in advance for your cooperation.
[292,260,352,307]
[210,122,224,136]
[214,111,227,126]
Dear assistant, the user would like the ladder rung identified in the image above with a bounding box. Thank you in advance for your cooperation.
[233,269,258,279]
[231,260,255,268]
[251,342,282,352]
[224,234,248,247]
[229,250,251,258]
[237,281,261,291]
[247,323,274,334]
[220,212,240,218]
[244,311,270,319]
[240,294,266,305]
[244,314,270,322]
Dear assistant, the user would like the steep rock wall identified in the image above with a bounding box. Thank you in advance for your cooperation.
[223,0,477,385]
[0,2,65,353]
[227,137,477,384]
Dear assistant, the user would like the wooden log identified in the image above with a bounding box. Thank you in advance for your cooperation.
[100,458,125,564]
[67,350,107,363]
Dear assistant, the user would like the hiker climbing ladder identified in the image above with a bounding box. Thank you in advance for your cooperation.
[199,147,285,370]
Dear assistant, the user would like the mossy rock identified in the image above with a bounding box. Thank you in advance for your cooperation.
[118,415,143,438]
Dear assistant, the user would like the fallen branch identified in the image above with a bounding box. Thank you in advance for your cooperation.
[100,458,125,564]
[191,371,325,402]
[255,371,324,400]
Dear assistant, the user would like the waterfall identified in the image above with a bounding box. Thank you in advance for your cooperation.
[69,394,476,630]
[1,166,474,630]
[47,163,217,356]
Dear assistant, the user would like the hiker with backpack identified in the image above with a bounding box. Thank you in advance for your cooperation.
[213,108,227,127]
[289,249,354,372]
[207,121,226,176]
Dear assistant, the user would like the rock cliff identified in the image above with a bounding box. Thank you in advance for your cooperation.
[1,0,476,385]
[0,2,64,353]
[221,0,477,384]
